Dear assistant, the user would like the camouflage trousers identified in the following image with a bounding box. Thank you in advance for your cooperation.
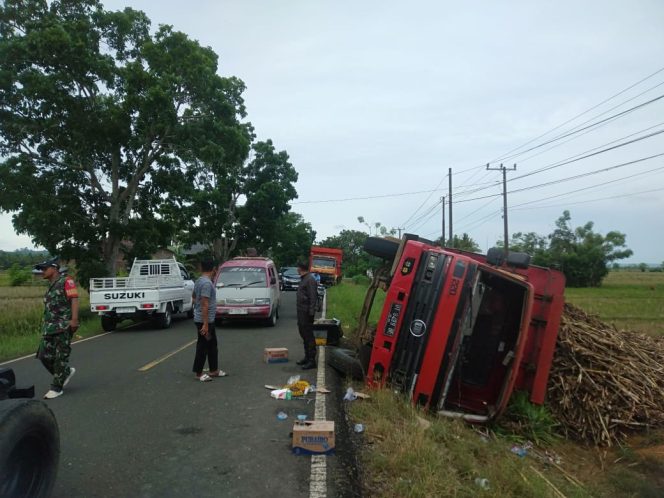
[37,331,72,390]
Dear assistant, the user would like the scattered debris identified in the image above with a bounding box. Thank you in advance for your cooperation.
[343,387,358,401]
[474,477,490,490]
[277,411,288,420]
[354,423,364,433]
[416,416,432,431]
[548,303,664,446]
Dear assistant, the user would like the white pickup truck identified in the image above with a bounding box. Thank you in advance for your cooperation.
[89,258,195,331]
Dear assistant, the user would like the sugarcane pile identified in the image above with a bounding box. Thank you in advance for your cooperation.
[547,303,664,446]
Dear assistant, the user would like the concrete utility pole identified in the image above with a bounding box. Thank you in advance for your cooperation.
[486,163,516,257]
[397,227,404,238]
[448,168,453,244]
[441,196,445,246]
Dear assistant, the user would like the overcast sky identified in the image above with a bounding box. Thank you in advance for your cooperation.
[2,0,663,263]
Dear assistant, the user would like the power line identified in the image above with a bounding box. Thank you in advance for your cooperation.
[490,65,664,163]
[511,186,664,211]
[508,165,664,209]
[401,172,448,227]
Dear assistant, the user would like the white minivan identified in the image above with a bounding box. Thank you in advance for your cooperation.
[214,257,281,326]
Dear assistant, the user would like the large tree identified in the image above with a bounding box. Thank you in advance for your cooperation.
[175,139,299,262]
[0,0,250,276]
[534,210,632,287]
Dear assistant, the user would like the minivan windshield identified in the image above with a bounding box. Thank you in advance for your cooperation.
[217,267,267,288]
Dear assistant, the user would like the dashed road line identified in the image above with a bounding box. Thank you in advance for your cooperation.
[137,339,197,371]
[0,331,113,366]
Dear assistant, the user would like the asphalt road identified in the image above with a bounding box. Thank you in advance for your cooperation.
[6,292,360,498]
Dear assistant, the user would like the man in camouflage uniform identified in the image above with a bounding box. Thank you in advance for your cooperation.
[34,257,79,399]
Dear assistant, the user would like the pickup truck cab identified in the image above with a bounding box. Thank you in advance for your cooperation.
[89,258,194,331]
[363,234,565,422]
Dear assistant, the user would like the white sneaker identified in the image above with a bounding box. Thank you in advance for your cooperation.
[63,367,76,387]
[44,389,63,399]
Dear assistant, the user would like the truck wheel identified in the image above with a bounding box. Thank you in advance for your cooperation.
[155,306,172,329]
[0,399,60,498]
[363,237,400,261]
[101,314,117,332]
[328,348,365,381]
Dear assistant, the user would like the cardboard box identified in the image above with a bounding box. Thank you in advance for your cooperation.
[292,420,335,455]
[263,347,288,363]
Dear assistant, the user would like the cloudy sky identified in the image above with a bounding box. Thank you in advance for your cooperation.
[2,0,663,263]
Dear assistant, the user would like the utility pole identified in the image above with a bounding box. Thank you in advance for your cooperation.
[441,196,445,247]
[448,168,453,244]
[397,227,404,238]
[486,163,516,257]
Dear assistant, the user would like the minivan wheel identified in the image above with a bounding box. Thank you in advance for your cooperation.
[266,309,277,327]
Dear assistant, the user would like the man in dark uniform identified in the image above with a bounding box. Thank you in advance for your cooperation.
[34,257,79,399]
[296,261,318,370]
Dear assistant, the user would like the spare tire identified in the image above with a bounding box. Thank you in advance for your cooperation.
[328,347,365,381]
[363,237,400,261]
[0,399,60,498]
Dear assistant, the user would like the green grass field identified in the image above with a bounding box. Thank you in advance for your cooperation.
[0,274,98,361]
[564,271,664,336]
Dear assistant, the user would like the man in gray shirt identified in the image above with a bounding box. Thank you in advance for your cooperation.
[192,259,226,381]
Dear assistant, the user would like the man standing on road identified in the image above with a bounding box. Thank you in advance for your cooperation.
[192,259,226,381]
[34,257,79,399]
[296,261,318,370]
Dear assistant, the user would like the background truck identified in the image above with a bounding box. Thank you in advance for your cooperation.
[309,246,343,286]
[89,258,195,331]
[360,234,565,422]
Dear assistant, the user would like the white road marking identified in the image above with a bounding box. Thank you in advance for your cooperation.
[0,331,113,366]
[310,345,328,498]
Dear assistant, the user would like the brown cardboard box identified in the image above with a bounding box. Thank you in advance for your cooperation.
[263,347,288,363]
[292,420,335,455]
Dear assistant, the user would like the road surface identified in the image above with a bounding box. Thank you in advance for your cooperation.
[4,292,361,497]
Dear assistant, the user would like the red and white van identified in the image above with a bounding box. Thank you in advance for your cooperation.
[214,257,281,326]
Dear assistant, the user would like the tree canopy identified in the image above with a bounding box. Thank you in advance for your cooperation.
[0,0,253,276]
[510,211,633,287]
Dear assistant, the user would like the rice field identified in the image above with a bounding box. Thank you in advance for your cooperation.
[0,276,93,361]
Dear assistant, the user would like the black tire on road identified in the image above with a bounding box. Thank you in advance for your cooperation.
[154,306,172,329]
[101,314,116,332]
[0,399,60,498]
[328,347,365,381]
[363,236,400,261]
[266,308,277,327]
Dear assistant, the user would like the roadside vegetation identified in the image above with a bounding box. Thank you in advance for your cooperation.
[0,272,100,362]
[327,271,664,497]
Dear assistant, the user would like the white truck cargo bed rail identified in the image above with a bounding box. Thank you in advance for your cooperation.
[89,259,185,290]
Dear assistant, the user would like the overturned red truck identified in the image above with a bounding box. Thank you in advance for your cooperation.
[362,234,565,422]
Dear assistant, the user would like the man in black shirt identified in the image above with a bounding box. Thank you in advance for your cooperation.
[296,261,318,370]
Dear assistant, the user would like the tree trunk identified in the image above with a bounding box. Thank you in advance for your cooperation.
[103,236,121,277]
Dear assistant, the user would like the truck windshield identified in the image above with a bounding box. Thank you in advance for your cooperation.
[217,267,267,288]
[312,257,336,268]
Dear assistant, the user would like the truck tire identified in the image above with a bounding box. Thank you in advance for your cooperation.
[328,347,365,381]
[154,306,172,329]
[0,399,60,498]
[363,237,400,261]
[101,314,117,332]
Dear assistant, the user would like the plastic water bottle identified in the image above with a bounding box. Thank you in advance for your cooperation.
[474,478,489,490]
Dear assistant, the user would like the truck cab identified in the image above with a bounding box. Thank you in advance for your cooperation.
[363,235,565,422]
